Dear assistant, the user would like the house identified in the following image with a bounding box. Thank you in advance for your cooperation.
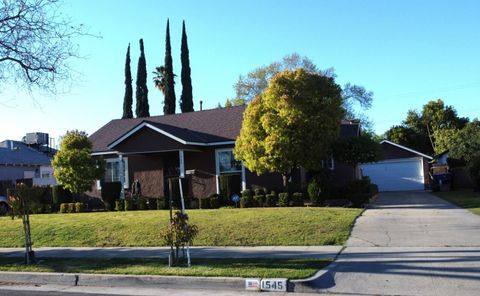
[88,105,361,200]
[360,140,433,192]
[0,138,57,195]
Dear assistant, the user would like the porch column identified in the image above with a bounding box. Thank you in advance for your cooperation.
[118,154,125,200]
[179,150,185,178]
[241,162,247,191]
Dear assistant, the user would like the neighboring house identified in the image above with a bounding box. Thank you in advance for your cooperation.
[361,140,433,192]
[88,105,361,200]
[0,139,57,194]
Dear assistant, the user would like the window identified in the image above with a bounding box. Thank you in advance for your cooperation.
[98,157,129,189]
[216,149,242,174]
[321,157,335,170]
[41,172,50,179]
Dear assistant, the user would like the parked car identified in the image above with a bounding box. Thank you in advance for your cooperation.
[0,195,9,216]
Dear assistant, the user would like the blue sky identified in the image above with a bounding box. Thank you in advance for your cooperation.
[1,0,479,146]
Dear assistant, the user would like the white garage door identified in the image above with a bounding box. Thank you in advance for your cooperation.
[361,157,425,192]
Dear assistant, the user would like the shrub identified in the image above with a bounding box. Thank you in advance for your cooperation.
[241,189,253,198]
[209,194,220,209]
[137,198,147,210]
[291,192,304,206]
[74,202,84,213]
[264,194,277,207]
[147,199,157,210]
[59,203,68,213]
[157,198,166,210]
[253,195,265,207]
[52,185,72,206]
[240,195,253,208]
[254,188,266,196]
[101,181,121,211]
[278,193,289,207]
[43,204,52,214]
[115,200,125,211]
[369,184,379,195]
[67,203,75,213]
[125,199,134,211]
[348,193,371,207]
[190,199,199,209]
[198,198,210,209]
[307,179,322,206]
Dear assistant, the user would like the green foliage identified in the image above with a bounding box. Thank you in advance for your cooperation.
[74,202,83,213]
[253,195,265,207]
[147,199,157,210]
[209,194,220,209]
[67,203,75,213]
[264,194,277,207]
[469,156,480,191]
[159,211,199,266]
[234,69,344,188]
[346,177,375,207]
[334,135,383,166]
[101,182,121,211]
[115,200,125,211]
[278,193,289,207]
[163,19,176,115]
[385,99,468,155]
[239,195,253,208]
[241,189,253,198]
[135,38,149,117]
[307,179,322,206]
[254,188,266,196]
[447,120,480,162]
[59,203,67,213]
[137,198,147,211]
[224,98,246,107]
[52,130,105,194]
[180,21,193,113]
[52,185,72,206]
[157,198,166,210]
[7,185,49,217]
[198,198,210,209]
[291,193,304,206]
[125,199,134,211]
[122,43,133,119]
[218,175,233,206]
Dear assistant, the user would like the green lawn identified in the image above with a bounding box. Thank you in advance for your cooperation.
[434,190,480,215]
[0,207,361,247]
[0,257,330,279]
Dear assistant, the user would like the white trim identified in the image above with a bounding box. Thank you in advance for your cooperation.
[380,140,433,160]
[107,121,235,149]
[362,156,424,165]
[241,163,247,191]
[179,150,185,178]
[97,157,129,190]
[92,151,119,156]
[215,148,243,195]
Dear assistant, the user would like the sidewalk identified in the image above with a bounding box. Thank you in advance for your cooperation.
[0,246,341,259]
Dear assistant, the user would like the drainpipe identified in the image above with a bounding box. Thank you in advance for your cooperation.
[118,154,125,199]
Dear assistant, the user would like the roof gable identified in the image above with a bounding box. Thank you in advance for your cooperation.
[380,140,433,160]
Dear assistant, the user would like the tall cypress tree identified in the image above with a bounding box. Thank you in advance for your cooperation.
[136,38,150,117]
[122,44,133,119]
[163,19,176,115]
[180,20,194,113]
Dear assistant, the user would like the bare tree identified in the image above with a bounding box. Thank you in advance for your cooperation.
[0,0,88,94]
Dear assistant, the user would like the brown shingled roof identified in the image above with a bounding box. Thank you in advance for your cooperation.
[89,105,247,152]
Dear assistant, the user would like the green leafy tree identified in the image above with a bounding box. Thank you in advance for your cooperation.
[224,98,246,107]
[52,130,105,194]
[180,20,194,113]
[385,99,468,155]
[334,134,383,176]
[163,19,176,115]
[233,53,373,122]
[234,69,344,188]
[135,38,149,117]
[122,43,133,119]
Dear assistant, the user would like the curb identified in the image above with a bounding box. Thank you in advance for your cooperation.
[0,271,244,291]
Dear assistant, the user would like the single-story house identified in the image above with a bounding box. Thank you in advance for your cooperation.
[88,105,361,200]
[0,139,57,195]
[360,140,433,192]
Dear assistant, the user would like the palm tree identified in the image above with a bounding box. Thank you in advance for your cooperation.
[153,66,167,95]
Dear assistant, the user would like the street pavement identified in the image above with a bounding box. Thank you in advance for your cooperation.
[297,191,480,295]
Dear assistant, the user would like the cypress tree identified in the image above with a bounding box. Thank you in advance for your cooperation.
[122,44,133,119]
[180,20,194,113]
[135,38,149,117]
[163,19,176,115]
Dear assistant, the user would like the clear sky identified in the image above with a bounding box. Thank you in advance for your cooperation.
[1,0,479,146]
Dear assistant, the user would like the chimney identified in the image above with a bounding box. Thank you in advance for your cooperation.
[200,100,203,111]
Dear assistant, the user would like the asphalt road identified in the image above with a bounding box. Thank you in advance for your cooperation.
[303,191,480,295]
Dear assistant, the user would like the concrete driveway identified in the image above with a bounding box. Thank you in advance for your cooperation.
[297,191,480,295]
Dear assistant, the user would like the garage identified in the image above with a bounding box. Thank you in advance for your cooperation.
[361,140,433,192]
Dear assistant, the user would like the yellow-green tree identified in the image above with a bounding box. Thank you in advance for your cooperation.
[52,130,105,194]
[234,69,344,188]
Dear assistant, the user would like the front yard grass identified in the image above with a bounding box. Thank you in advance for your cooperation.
[0,257,330,279]
[434,190,480,215]
[0,207,362,247]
